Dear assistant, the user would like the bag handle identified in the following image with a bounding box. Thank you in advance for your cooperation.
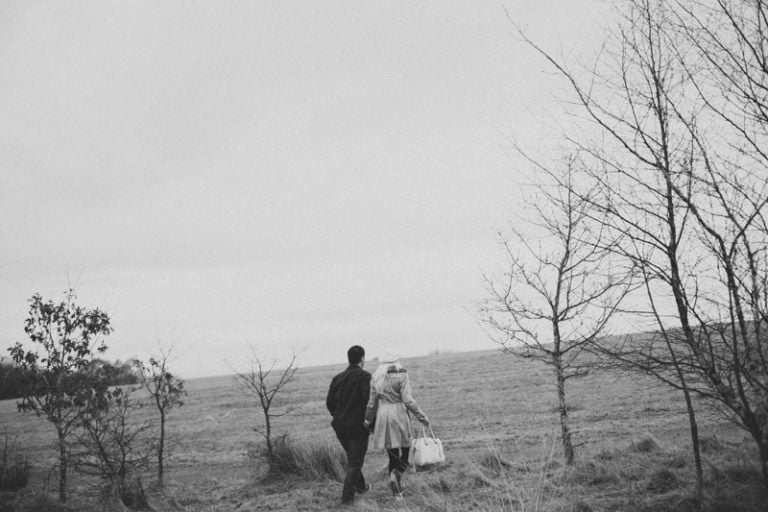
[417,424,437,439]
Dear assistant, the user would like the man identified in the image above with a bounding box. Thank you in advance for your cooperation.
[326,345,371,506]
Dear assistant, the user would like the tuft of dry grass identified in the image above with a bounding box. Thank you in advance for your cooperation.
[645,467,680,494]
[704,461,768,512]
[120,477,151,511]
[561,459,620,487]
[630,433,665,453]
[260,434,345,481]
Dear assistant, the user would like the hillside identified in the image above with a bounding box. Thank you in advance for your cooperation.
[1,348,764,511]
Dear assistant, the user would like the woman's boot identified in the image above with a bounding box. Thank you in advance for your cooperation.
[389,471,403,497]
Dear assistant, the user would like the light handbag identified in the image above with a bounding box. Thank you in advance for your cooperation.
[410,425,445,466]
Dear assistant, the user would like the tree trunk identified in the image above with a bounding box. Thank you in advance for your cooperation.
[555,364,574,465]
[158,409,165,484]
[265,411,273,460]
[681,385,703,503]
[102,483,130,512]
[662,170,703,505]
[747,426,768,488]
[57,428,67,503]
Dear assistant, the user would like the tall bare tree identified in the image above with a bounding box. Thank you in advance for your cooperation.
[513,0,768,489]
[481,155,634,464]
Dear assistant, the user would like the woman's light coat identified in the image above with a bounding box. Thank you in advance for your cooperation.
[365,365,427,450]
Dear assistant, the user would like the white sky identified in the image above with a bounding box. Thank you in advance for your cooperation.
[0,1,610,378]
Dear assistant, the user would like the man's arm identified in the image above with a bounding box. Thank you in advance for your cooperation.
[326,378,337,416]
[360,372,371,408]
[363,376,376,428]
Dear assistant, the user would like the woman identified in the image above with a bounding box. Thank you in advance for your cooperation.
[363,354,429,497]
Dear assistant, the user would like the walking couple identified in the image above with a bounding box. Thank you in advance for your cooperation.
[326,345,430,506]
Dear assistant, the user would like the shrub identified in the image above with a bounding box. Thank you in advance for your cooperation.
[565,501,593,512]
[698,435,723,454]
[646,468,679,494]
[119,477,151,511]
[563,460,620,487]
[0,361,24,401]
[594,448,619,461]
[477,449,514,477]
[0,461,29,494]
[0,433,29,492]
[665,454,687,469]
[630,434,664,453]
[672,496,702,512]
[0,491,16,510]
[721,463,763,484]
[11,492,71,512]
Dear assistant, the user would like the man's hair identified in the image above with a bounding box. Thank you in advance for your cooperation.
[347,345,365,365]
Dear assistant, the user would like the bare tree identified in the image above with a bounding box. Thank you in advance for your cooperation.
[512,0,768,489]
[73,384,151,506]
[481,155,634,464]
[669,4,768,479]
[134,347,186,485]
[234,348,298,461]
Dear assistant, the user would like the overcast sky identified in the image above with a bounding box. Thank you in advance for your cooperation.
[0,1,610,379]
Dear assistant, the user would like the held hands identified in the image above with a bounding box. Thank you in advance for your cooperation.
[420,416,430,427]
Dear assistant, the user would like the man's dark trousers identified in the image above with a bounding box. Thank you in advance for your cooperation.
[334,426,369,503]
[327,363,371,504]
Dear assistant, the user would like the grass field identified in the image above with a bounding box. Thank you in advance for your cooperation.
[1,348,765,511]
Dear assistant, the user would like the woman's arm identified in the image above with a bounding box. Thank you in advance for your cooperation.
[401,374,429,424]
[363,381,377,428]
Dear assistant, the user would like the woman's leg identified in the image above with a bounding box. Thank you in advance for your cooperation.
[386,447,408,473]
[387,448,400,474]
[387,448,404,496]
[387,447,409,494]
[399,446,410,472]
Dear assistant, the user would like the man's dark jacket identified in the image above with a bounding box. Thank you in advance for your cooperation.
[326,364,371,432]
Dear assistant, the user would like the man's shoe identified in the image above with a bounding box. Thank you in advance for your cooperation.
[356,483,371,494]
[340,498,354,507]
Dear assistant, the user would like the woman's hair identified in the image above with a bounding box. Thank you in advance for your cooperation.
[371,359,403,392]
